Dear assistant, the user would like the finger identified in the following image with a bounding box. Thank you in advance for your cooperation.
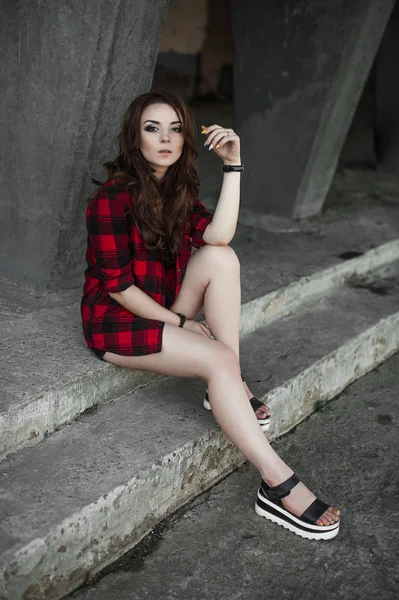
[212,136,240,153]
[214,132,239,145]
[203,128,226,147]
[207,130,239,150]
[200,325,212,337]
[213,135,240,151]
[206,131,227,149]
[201,124,224,135]
[198,328,209,338]
[207,131,236,150]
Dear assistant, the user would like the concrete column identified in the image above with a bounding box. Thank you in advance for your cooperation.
[0,0,168,286]
[230,0,395,220]
[374,1,399,176]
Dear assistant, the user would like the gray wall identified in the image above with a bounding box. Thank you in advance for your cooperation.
[231,0,395,220]
[0,0,168,286]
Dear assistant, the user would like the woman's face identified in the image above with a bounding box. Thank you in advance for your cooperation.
[139,103,185,178]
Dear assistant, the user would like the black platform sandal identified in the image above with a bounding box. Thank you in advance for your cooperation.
[255,473,340,540]
[203,376,271,432]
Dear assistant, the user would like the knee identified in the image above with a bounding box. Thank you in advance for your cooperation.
[210,343,240,376]
[200,244,240,274]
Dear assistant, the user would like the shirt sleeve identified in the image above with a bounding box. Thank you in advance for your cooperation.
[86,190,135,293]
[189,199,213,248]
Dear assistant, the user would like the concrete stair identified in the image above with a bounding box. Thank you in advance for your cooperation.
[1,208,399,599]
[2,225,399,461]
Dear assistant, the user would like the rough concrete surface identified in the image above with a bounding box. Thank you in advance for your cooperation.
[0,0,168,285]
[70,352,399,600]
[0,210,399,455]
[1,270,399,599]
[1,206,399,458]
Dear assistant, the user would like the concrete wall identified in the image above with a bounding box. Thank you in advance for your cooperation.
[0,0,168,286]
[231,0,395,220]
[374,1,399,176]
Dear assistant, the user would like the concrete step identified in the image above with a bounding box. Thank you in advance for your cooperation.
[68,352,399,600]
[1,267,399,600]
[1,230,399,461]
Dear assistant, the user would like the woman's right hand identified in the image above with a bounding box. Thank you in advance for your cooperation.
[183,319,213,338]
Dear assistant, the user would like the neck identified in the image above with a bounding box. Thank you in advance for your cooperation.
[150,164,168,181]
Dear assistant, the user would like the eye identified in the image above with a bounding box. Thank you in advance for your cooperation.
[144,125,158,132]
[172,126,183,133]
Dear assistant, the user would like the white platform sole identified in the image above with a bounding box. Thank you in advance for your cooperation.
[255,491,340,541]
[203,397,270,432]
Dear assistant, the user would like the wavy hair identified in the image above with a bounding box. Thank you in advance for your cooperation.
[93,91,199,258]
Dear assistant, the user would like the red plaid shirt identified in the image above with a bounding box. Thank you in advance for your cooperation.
[81,180,213,356]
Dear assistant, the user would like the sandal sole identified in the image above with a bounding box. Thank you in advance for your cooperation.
[255,491,340,541]
[203,397,270,432]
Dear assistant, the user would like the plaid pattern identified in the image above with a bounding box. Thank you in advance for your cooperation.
[81,180,213,356]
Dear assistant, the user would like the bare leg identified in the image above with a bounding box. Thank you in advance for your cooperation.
[103,326,339,526]
[171,245,270,419]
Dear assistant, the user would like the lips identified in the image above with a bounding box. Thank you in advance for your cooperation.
[159,150,172,154]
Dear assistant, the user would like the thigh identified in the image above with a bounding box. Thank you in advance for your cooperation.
[170,247,210,319]
[103,323,237,381]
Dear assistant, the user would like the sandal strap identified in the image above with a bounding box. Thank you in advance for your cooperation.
[206,387,270,419]
[262,473,300,501]
[249,396,266,412]
[300,498,330,524]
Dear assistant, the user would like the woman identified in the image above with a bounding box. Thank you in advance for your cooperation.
[81,91,340,540]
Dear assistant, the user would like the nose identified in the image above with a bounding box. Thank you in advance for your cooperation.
[160,131,170,143]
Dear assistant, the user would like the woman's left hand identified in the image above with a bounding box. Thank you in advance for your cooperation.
[201,124,241,164]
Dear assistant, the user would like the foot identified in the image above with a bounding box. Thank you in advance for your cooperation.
[243,380,271,420]
[281,479,340,526]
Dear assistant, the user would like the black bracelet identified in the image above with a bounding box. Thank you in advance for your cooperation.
[175,312,186,328]
[222,164,244,173]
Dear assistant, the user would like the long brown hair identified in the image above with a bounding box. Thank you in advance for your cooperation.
[94,91,199,258]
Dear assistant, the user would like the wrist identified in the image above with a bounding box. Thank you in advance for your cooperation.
[223,158,241,166]
[174,312,186,328]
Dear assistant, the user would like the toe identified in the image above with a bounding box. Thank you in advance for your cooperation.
[317,507,340,527]
[329,507,340,523]
[255,405,271,420]
[320,514,331,526]
[324,508,340,526]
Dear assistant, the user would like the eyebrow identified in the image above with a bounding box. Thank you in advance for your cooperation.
[143,120,182,125]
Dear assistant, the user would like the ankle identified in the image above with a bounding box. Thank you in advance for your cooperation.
[260,467,294,488]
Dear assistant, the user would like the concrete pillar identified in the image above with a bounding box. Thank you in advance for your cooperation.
[0,0,168,286]
[230,0,395,220]
[374,1,399,176]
